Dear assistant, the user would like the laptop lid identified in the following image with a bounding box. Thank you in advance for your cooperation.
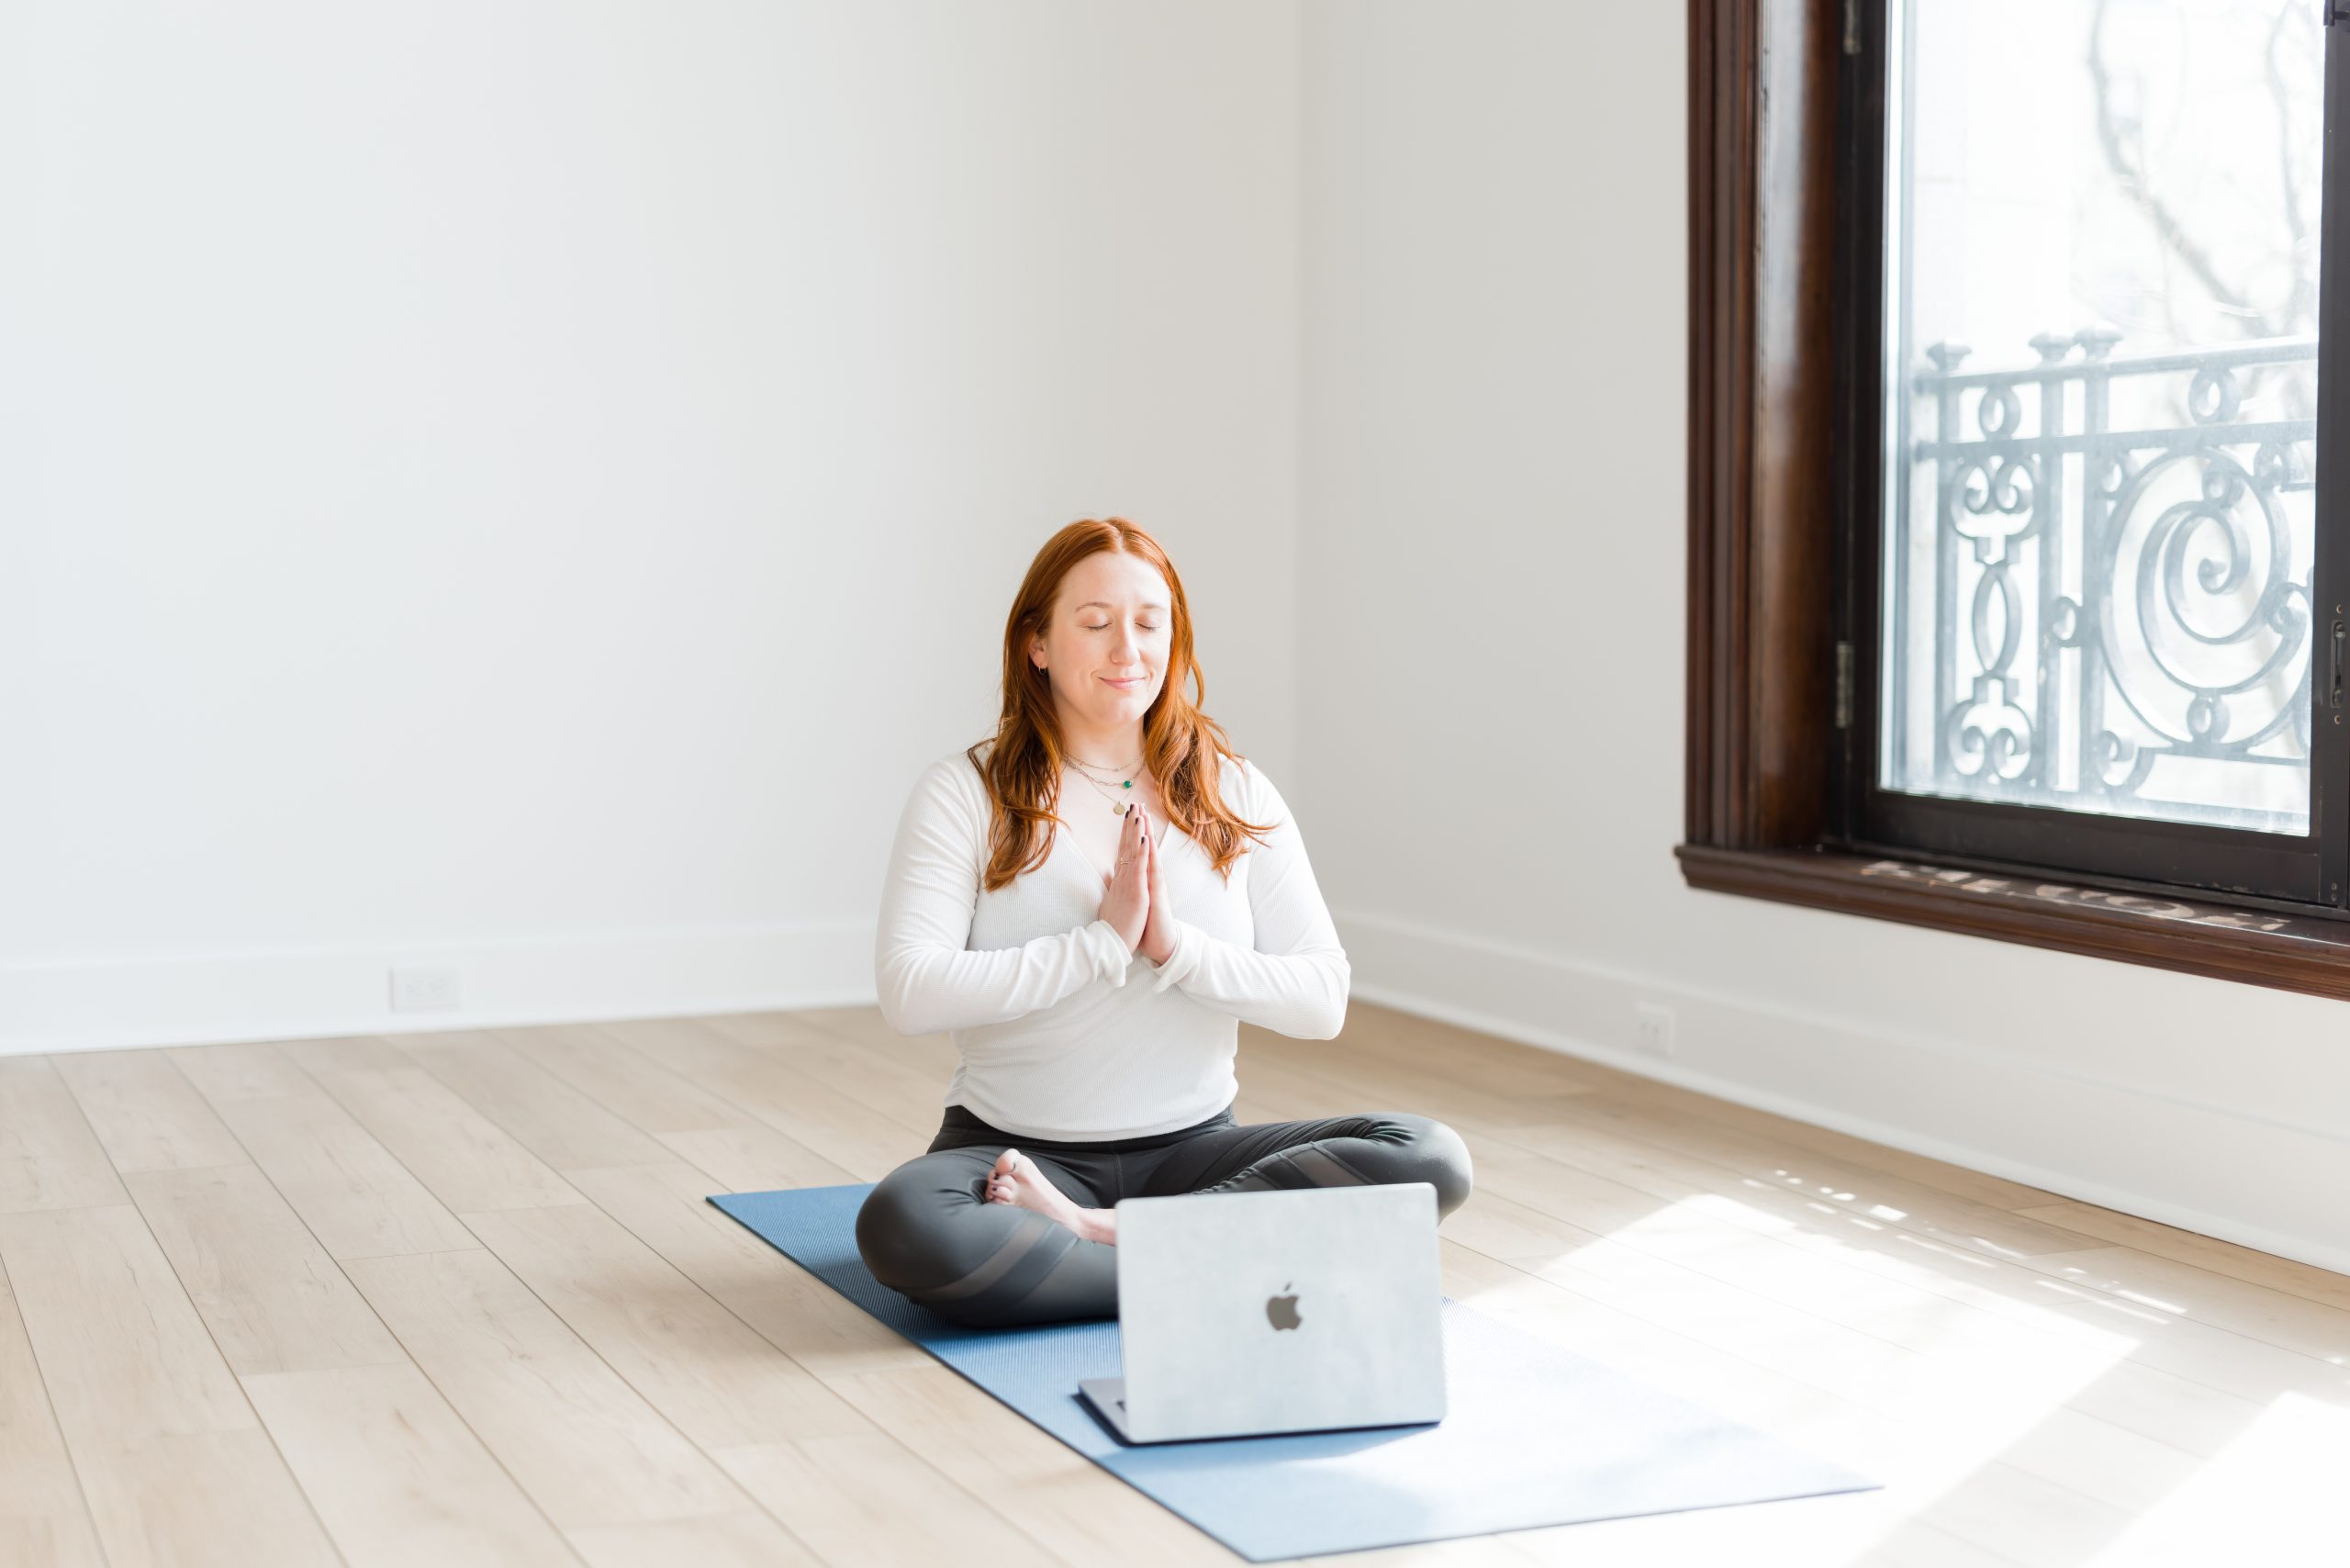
[1106,1182,1446,1442]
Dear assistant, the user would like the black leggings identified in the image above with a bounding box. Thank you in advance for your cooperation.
[853,1100,1474,1327]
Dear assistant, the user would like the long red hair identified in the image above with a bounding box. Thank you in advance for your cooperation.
[966,518,1275,893]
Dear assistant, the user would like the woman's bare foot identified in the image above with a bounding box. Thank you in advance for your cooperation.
[984,1148,1117,1244]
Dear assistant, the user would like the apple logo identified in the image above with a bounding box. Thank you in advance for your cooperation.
[1265,1281,1302,1331]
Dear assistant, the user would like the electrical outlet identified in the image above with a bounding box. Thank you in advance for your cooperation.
[1633,1002,1675,1058]
[389,966,462,1013]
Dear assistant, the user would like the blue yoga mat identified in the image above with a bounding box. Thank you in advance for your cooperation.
[709,1182,1879,1562]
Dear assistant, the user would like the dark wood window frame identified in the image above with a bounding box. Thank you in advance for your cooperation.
[1680,0,2350,1003]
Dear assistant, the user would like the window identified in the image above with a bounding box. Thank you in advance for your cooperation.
[1847,0,2344,904]
[1682,0,2350,1000]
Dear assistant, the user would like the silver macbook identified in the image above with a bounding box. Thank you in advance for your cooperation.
[1077,1182,1447,1444]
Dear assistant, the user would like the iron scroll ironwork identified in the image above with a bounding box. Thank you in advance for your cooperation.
[1895,331,2320,834]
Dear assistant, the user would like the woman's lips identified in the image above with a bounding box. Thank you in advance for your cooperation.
[1102,676,1147,689]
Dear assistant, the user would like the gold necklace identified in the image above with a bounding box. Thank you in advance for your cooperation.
[1066,756,1143,817]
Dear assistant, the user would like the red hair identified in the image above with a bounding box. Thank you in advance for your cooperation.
[966,517,1275,894]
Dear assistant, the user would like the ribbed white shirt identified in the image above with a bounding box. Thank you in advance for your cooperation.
[873,743,1350,1140]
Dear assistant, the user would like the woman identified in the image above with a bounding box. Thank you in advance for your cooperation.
[858,517,1473,1327]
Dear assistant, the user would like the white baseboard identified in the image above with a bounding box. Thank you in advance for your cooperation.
[0,921,878,1057]
[1334,905,2350,1280]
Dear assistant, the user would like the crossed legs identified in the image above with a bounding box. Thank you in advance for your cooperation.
[854,1142,1119,1328]
[853,1109,1474,1328]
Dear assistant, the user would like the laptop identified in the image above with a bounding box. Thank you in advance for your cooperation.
[1077,1182,1448,1444]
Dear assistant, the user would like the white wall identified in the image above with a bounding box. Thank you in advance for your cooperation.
[10,0,2344,1277]
[1296,0,2350,1274]
[0,1,1302,1043]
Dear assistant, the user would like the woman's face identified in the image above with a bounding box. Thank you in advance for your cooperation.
[1029,550,1173,732]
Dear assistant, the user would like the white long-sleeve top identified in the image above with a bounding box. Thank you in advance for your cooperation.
[873,742,1350,1140]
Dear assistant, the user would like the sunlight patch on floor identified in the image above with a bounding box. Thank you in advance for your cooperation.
[1588,1198,2154,1397]
[2084,1392,2350,1566]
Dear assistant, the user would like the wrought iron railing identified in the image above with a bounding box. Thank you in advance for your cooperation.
[1893,330,2319,832]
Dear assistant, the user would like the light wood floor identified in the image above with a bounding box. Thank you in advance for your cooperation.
[3,1002,2345,1568]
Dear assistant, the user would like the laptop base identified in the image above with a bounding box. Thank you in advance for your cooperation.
[1078,1376,1444,1446]
[1077,1377,1136,1441]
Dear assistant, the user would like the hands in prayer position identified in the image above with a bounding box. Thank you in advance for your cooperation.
[1096,803,1176,966]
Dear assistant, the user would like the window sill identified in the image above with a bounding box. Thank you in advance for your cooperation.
[1675,844,2350,1003]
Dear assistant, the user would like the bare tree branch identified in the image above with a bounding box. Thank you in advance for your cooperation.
[2265,0,2314,336]
[2087,0,2277,340]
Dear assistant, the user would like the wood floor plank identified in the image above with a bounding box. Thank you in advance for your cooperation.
[2011,1245,2350,1370]
[494,1024,755,1135]
[655,1124,861,1193]
[814,1361,1258,1567]
[52,1047,251,1172]
[1312,1002,1617,1100]
[125,1162,410,1375]
[241,1361,582,1568]
[563,1508,823,1568]
[1297,1002,2062,1213]
[2011,1197,2350,1313]
[282,1037,584,1214]
[597,1018,926,1180]
[2034,1385,2350,1565]
[390,1034,676,1172]
[497,1023,858,1191]
[73,1427,343,1568]
[1591,1071,2064,1215]
[1253,1031,1605,1137]
[1486,1082,2109,1266]
[0,1058,130,1213]
[699,1012,952,1131]
[0,1203,339,1566]
[560,1161,929,1379]
[459,1198,1135,1565]
[339,1246,753,1531]
[706,1432,1068,1568]
[760,1005,961,1081]
[453,1202,874,1448]
[1247,1039,2091,1267]
[1515,1089,2104,1257]
[0,1202,261,1439]
[0,1255,106,1568]
[186,1079,481,1261]
[172,1039,330,1103]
